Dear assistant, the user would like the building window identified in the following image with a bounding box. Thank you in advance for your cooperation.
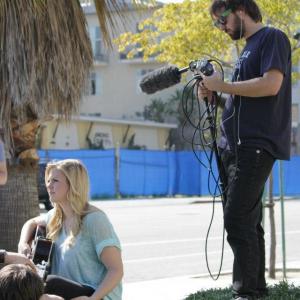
[89,26,108,62]
[85,72,101,96]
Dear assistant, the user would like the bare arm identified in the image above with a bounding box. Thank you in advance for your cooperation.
[201,69,284,98]
[76,246,123,300]
[0,160,7,185]
[4,252,36,269]
[0,140,7,185]
[18,216,47,256]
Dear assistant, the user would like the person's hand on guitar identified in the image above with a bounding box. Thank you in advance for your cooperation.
[18,224,47,258]
[18,241,32,258]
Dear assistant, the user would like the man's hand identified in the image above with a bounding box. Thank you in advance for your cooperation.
[197,82,213,102]
[5,252,35,270]
[40,294,64,300]
[200,70,224,92]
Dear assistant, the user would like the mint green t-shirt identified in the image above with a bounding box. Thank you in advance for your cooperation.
[44,209,122,300]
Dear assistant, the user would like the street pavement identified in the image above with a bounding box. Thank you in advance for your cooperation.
[93,197,300,300]
[122,266,300,300]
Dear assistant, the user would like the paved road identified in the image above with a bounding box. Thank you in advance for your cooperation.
[93,197,300,283]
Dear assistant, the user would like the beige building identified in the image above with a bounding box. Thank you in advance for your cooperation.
[39,1,179,151]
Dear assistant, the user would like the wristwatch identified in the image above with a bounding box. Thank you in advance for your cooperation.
[0,249,7,263]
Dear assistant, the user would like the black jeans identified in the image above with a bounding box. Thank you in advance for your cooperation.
[221,147,275,299]
[45,275,95,300]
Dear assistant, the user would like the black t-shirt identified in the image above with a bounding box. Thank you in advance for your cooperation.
[219,26,291,160]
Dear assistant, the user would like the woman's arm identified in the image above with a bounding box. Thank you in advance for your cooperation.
[71,247,123,300]
[0,140,7,185]
[0,160,7,185]
[71,246,123,300]
[18,216,47,256]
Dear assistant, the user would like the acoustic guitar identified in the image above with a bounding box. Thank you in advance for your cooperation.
[30,225,53,280]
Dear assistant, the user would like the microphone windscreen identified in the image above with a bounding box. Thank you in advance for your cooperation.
[139,65,181,94]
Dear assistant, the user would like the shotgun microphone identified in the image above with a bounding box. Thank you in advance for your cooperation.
[139,60,214,94]
[139,65,189,94]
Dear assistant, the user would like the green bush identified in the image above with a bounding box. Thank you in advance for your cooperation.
[184,281,300,300]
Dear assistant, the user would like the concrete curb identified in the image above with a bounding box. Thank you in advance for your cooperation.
[123,269,300,300]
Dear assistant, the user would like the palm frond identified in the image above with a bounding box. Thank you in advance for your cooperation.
[93,0,156,47]
[94,0,127,47]
[0,0,93,152]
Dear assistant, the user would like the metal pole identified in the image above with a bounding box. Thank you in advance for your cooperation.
[279,160,287,279]
[115,142,120,199]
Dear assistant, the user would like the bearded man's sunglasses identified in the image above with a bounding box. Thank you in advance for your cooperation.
[213,8,232,28]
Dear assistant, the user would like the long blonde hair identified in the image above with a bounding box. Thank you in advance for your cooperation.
[45,159,93,246]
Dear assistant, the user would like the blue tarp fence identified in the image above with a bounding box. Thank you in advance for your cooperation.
[38,149,115,198]
[38,149,300,199]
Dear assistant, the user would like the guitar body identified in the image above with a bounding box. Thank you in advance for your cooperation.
[31,226,53,280]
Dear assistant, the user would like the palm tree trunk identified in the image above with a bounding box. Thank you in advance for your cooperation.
[0,116,41,251]
[0,161,39,251]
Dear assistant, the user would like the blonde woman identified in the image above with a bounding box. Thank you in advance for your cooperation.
[18,159,123,300]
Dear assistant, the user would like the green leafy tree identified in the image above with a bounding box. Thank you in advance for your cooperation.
[115,0,300,80]
[136,98,168,123]
[136,89,216,150]
[136,89,196,123]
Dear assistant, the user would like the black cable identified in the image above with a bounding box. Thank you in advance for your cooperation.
[180,59,227,280]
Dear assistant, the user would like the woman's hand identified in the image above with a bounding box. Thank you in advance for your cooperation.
[18,241,31,257]
[70,297,90,300]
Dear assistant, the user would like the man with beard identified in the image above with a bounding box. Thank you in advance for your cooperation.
[198,1,291,299]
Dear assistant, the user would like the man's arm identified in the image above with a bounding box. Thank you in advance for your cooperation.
[201,69,284,98]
